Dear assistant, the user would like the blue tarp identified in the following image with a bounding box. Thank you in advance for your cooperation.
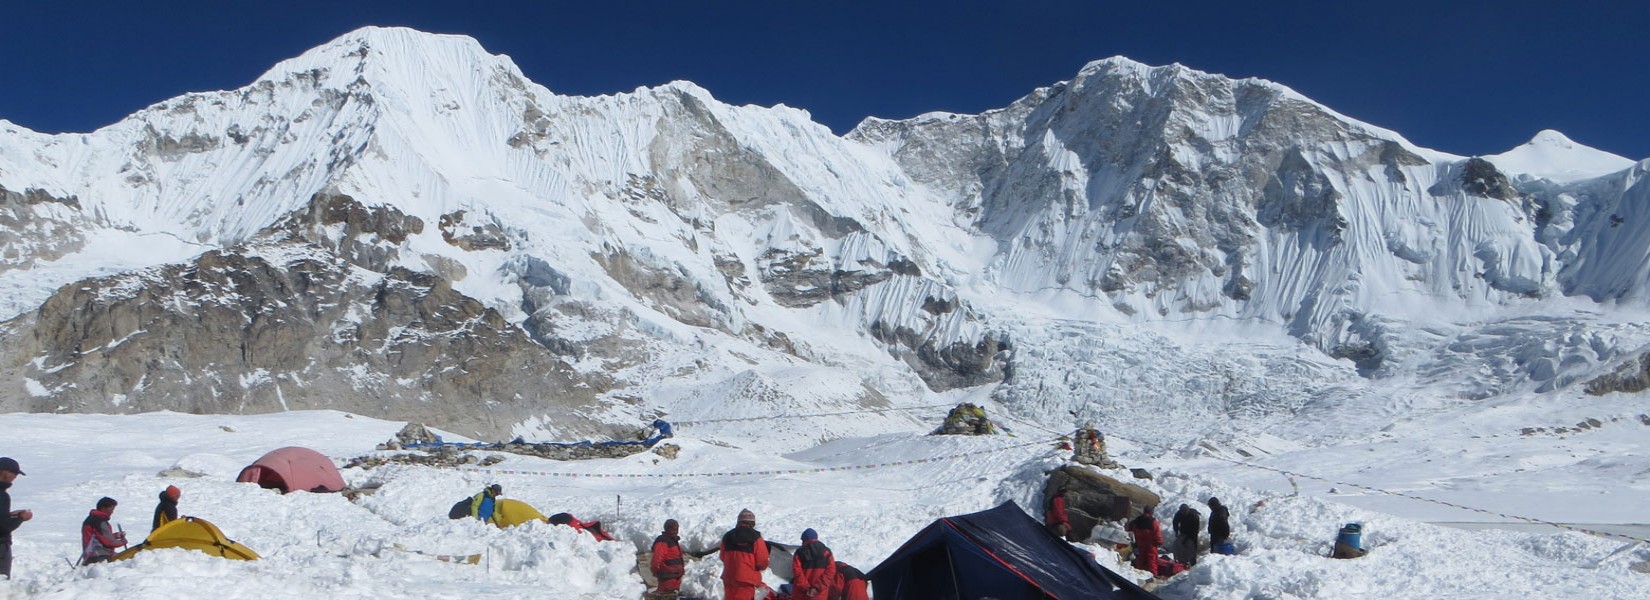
[405,420,673,450]
[869,501,1160,600]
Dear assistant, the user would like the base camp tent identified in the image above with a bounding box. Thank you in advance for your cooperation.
[112,517,259,561]
[869,501,1160,600]
[236,446,346,493]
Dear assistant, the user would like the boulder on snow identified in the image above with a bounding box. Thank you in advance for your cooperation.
[1044,466,1161,541]
[931,403,999,435]
[385,422,441,448]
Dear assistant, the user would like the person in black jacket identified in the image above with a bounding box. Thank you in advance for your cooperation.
[1172,503,1201,566]
[1,457,33,579]
[153,485,181,532]
[1207,497,1232,554]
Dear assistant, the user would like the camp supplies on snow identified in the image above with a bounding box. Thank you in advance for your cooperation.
[448,498,473,520]
[236,446,346,494]
[1337,523,1362,550]
[111,517,258,561]
[1331,523,1366,559]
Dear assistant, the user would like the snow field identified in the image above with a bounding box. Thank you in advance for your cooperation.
[4,409,1648,599]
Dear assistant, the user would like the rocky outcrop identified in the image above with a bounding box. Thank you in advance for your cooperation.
[1458,158,1520,201]
[439,210,511,252]
[595,248,730,330]
[1584,352,1650,395]
[0,238,607,441]
[0,185,87,272]
[1044,465,1162,540]
[871,319,1006,390]
[265,192,424,272]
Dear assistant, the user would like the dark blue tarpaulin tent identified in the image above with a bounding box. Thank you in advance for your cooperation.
[869,501,1160,600]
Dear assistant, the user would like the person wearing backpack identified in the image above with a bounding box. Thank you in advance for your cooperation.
[80,497,128,565]
[467,484,503,523]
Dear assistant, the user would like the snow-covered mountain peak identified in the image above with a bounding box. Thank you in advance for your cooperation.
[1484,128,1636,183]
[253,26,522,91]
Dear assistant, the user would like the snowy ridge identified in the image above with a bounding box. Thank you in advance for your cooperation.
[1486,129,1637,183]
[0,27,1646,436]
[0,25,1636,420]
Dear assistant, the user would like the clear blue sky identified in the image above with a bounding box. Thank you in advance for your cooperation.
[3,1,1646,159]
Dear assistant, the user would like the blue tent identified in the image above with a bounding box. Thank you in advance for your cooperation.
[869,501,1160,600]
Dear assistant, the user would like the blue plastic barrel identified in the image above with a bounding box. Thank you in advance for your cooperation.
[1337,523,1363,550]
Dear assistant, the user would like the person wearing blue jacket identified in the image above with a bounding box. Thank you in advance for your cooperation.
[470,484,502,523]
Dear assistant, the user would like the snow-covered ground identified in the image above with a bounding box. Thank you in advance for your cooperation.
[1,409,1646,599]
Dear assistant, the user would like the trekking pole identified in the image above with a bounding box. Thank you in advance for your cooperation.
[616,495,622,527]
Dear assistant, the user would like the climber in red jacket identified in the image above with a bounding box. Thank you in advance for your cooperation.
[1127,505,1163,576]
[80,497,128,565]
[831,561,869,600]
[791,528,835,600]
[1046,486,1072,540]
[719,509,770,600]
[650,519,686,595]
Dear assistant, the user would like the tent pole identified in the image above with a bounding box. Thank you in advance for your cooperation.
[945,545,963,600]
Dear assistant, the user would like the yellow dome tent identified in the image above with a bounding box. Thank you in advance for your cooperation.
[491,498,550,528]
[112,516,259,561]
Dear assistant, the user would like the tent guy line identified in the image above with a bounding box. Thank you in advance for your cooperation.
[445,437,1063,479]
[670,403,960,425]
[1104,431,1650,546]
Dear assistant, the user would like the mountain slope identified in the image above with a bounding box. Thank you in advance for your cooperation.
[0,27,1646,450]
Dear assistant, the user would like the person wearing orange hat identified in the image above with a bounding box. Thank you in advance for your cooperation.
[153,485,181,532]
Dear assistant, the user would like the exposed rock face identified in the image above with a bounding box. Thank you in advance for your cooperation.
[874,320,1006,390]
[439,210,511,252]
[1585,352,1650,395]
[1459,158,1520,201]
[0,236,604,441]
[0,185,87,272]
[267,192,424,271]
[595,248,729,330]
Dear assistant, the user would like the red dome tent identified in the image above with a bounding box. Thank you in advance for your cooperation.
[235,447,346,493]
